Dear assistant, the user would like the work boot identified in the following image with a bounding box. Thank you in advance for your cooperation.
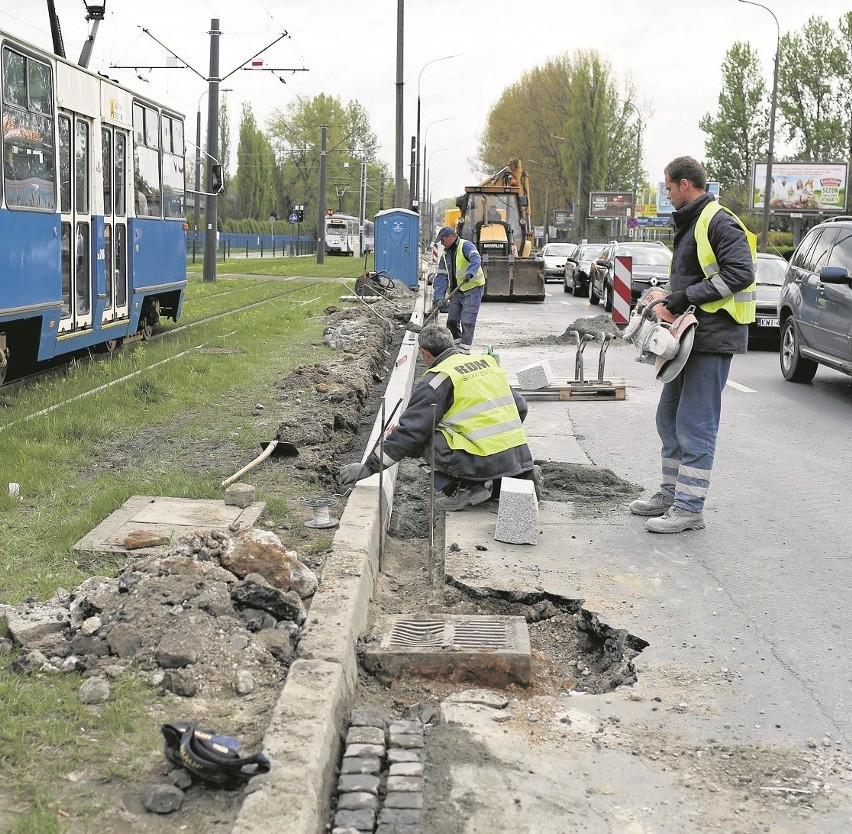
[629,491,674,517]
[435,481,492,512]
[645,505,705,533]
[528,465,543,501]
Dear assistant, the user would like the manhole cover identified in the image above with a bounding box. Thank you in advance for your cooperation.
[364,614,530,686]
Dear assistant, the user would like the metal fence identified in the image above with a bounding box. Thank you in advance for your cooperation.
[186,233,317,263]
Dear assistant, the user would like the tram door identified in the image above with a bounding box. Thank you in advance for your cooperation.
[101,125,129,324]
[57,113,93,333]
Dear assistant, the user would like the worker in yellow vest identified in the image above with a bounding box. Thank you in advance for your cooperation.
[339,325,538,511]
[631,155,756,534]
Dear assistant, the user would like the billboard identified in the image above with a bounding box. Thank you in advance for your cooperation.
[752,162,848,212]
[656,183,674,215]
[589,191,633,218]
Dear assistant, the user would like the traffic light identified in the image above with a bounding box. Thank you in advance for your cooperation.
[296,208,304,222]
[211,164,224,193]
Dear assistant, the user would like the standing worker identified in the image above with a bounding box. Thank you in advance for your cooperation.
[630,156,756,533]
[339,325,536,511]
[430,226,485,355]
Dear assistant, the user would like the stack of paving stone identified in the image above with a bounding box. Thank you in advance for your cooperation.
[332,708,425,834]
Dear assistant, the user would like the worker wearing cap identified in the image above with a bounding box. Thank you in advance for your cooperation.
[338,325,538,512]
[431,226,485,355]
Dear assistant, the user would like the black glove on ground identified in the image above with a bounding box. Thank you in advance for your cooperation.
[664,290,691,315]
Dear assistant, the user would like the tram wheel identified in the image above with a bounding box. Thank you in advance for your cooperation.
[102,337,123,354]
[140,319,154,341]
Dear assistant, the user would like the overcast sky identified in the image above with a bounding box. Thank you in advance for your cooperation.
[3,1,852,203]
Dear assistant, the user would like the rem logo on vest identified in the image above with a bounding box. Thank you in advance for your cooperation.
[457,359,490,374]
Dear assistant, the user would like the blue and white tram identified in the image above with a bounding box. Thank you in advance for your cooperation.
[324,213,360,256]
[0,28,187,385]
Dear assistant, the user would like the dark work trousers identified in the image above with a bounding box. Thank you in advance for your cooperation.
[445,285,483,355]
[655,351,733,513]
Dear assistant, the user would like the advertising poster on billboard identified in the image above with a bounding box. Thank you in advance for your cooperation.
[752,162,848,212]
[656,182,674,215]
[588,191,633,218]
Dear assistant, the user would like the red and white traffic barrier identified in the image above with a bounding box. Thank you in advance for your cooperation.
[613,255,632,326]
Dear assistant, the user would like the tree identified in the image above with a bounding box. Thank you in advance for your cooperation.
[477,50,641,239]
[232,103,276,221]
[266,94,386,226]
[699,41,768,196]
[777,16,845,161]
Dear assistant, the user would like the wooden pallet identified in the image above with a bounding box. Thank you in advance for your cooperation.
[513,378,626,401]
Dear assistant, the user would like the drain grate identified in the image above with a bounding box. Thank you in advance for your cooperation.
[388,620,445,647]
[387,618,509,649]
[365,614,531,685]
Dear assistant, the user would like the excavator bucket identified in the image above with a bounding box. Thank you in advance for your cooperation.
[482,257,546,302]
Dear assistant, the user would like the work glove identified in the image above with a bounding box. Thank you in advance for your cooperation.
[664,290,691,315]
[338,462,373,488]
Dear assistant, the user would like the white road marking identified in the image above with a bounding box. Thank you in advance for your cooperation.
[726,380,756,393]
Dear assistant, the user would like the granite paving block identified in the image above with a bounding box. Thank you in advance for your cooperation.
[337,774,381,795]
[384,792,424,809]
[334,808,376,831]
[388,748,422,763]
[385,775,424,792]
[339,756,382,775]
[516,359,555,390]
[494,476,538,545]
[337,791,379,812]
[389,761,423,777]
[346,725,385,746]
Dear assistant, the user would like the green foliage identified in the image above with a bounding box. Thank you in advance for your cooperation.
[700,42,768,189]
[233,103,278,221]
[266,94,390,223]
[477,50,642,239]
[778,16,846,162]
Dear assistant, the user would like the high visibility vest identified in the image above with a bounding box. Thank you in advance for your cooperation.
[428,354,526,457]
[692,201,757,323]
[440,241,486,291]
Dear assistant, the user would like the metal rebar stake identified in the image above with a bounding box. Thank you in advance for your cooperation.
[597,332,613,382]
[428,403,436,587]
[378,397,386,572]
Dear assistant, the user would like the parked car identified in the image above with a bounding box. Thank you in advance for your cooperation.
[778,216,852,382]
[748,252,788,346]
[588,241,672,311]
[538,243,575,283]
[562,242,606,296]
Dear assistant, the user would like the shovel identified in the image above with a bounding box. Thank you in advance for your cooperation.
[221,439,299,488]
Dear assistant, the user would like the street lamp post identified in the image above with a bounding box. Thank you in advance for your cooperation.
[420,117,454,250]
[415,54,459,212]
[739,0,780,252]
[619,99,643,234]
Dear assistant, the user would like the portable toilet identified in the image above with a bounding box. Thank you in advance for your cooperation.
[375,209,419,289]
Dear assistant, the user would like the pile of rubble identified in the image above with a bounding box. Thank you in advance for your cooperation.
[0,527,318,700]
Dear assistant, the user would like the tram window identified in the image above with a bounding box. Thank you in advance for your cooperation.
[133,103,160,216]
[161,117,172,155]
[2,49,26,108]
[27,60,52,114]
[102,128,112,216]
[172,119,183,155]
[115,224,127,307]
[115,132,126,216]
[58,115,71,213]
[75,120,89,214]
[60,222,72,318]
[76,222,90,314]
[162,115,185,219]
[2,48,56,211]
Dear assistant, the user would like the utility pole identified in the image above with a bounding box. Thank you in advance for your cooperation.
[318,125,328,263]
[394,0,404,207]
[202,19,221,283]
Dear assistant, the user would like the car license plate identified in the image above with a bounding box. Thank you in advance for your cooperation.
[757,316,779,328]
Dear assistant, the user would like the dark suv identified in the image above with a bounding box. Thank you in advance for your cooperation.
[778,216,852,382]
[588,241,672,311]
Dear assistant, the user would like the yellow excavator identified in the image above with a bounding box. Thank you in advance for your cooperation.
[452,158,544,301]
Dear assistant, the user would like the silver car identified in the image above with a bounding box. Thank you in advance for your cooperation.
[539,243,575,283]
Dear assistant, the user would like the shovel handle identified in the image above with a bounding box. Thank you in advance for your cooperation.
[221,442,277,488]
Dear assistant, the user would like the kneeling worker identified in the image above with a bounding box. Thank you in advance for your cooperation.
[339,325,535,511]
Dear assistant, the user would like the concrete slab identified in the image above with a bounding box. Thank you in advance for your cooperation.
[73,495,266,556]
[363,614,531,686]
